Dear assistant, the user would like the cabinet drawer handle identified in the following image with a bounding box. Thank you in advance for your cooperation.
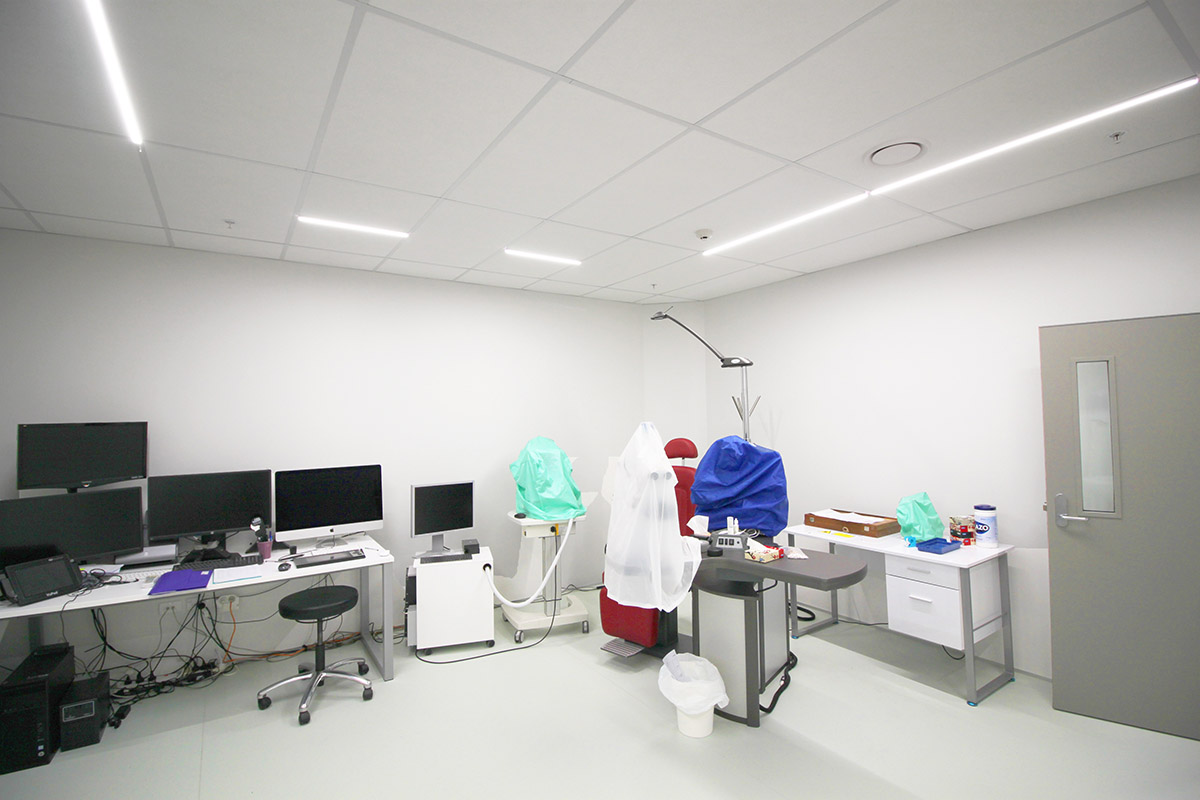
[906,567,932,574]
[909,595,934,604]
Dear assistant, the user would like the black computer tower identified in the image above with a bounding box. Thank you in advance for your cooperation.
[0,643,74,774]
[60,672,110,751]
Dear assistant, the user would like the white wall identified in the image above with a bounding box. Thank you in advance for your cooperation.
[700,174,1200,677]
[0,231,664,659]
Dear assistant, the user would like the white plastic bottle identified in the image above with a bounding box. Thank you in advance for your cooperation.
[974,504,998,548]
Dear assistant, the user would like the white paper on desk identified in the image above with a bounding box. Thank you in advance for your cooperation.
[811,508,887,525]
[211,565,262,584]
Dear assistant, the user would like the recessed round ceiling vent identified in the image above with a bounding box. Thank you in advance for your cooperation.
[869,141,924,166]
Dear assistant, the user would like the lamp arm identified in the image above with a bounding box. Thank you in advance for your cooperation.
[651,311,727,363]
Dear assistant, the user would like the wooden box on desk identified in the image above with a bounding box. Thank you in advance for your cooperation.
[803,509,900,537]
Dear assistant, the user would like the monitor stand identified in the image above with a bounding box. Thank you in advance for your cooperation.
[416,533,449,559]
[179,534,234,564]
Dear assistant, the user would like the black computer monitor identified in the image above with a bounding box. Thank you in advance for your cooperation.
[274,465,383,544]
[17,422,148,491]
[411,481,473,555]
[147,471,271,561]
[0,486,144,570]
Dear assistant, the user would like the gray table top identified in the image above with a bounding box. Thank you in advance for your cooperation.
[696,547,867,592]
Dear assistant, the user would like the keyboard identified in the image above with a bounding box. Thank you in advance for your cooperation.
[419,552,471,564]
[172,553,263,571]
[293,549,365,569]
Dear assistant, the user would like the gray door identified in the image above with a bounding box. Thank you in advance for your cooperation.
[1039,313,1199,740]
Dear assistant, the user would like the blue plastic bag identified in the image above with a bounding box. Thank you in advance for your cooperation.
[896,492,944,545]
[510,437,586,520]
[690,436,789,537]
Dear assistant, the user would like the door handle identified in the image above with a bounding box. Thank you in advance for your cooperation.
[1054,493,1090,528]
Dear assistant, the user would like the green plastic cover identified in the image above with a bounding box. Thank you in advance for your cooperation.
[896,492,944,544]
[510,436,585,520]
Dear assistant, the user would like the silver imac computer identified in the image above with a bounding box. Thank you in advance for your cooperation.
[411,481,473,556]
[275,465,383,544]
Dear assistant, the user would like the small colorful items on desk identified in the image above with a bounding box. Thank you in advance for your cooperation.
[948,515,976,546]
[744,538,783,563]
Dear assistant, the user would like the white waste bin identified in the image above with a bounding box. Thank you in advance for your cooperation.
[658,650,729,738]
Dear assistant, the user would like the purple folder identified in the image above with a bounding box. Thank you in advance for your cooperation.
[148,570,211,594]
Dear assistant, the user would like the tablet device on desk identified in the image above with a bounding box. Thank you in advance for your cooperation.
[293,549,365,569]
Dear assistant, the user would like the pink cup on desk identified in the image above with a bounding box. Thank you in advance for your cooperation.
[257,539,272,560]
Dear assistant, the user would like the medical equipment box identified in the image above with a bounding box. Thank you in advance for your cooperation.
[803,509,900,537]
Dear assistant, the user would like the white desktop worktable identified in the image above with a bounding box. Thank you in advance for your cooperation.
[0,533,395,681]
[785,525,1014,705]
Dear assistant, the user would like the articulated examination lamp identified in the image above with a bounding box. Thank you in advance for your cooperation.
[651,309,759,441]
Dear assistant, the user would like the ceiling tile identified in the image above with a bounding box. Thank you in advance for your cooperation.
[107,0,353,168]
[473,250,567,279]
[149,147,305,242]
[801,8,1195,197]
[639,165,861,251]
[672,265,799,301]
[524,279,595,297]
[936,134,1200,230]
[769,215,966,273]
[317,13,548,195]
[292,174,437,255]
[0,118,159,225]
[559,238,694,288]
[32,214,169,246]
[455,271,534,290]
[172,231,285,260]
[378,259,466,281]
[553,131,783,235]
[703,0,1142,160]
[0,1,119,133]
[448,81,685,217]
[636,294,691,305]
[390,200,540,268]
[586,287,655,303]
[0,208,39,232]
[368,0,622,71]
[612,253,753,295]
[283,245,383,271]
[1163,0,1200,60]
[566,0,889,122]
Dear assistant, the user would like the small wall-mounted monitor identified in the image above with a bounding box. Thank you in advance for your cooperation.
[147,471,271,555]
[411,481,473,555]
[274,464,383,544]
[0,486,144,570]
[17,422,148,491]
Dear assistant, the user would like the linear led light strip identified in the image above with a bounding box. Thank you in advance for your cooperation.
[503,248,582,266]
[83,0,143,146]
[297,215,410,238]
[704,75,1199,257]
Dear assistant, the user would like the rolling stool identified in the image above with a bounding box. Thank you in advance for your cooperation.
[256,585,372,725]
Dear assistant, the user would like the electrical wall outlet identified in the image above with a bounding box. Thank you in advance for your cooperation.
[159,600,184,617]
[217,595,240,613]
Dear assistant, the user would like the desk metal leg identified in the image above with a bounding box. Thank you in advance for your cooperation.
[790,539,838,637]
[961,555,1015,705]
[359,561,394,681]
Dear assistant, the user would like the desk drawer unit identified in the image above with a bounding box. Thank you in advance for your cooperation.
[885,556,1001,650]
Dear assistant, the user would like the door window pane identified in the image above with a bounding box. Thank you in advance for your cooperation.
[1077,360,1116,513]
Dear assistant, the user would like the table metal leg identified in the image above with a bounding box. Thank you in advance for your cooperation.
[962,556,1015,705]
[359,561,394,681]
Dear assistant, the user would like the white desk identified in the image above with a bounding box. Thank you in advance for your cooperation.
[785,525,1014,704]
[0,534,395,681]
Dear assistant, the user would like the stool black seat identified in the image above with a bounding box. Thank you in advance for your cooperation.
[257,584,372,725]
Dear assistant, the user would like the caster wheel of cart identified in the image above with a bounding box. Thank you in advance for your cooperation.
[358,663,369,675]
[582,620,589,634]
[486,640,495,647]
[514,630,524,644]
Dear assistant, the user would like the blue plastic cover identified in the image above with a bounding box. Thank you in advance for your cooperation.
[691,436,789,537]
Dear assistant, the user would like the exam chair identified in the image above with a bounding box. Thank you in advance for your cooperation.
[599,437,697,656]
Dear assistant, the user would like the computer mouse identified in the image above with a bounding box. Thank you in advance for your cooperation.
[277,562,292,571]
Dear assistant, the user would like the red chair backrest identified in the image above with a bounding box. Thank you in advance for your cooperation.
[664,438,698,537]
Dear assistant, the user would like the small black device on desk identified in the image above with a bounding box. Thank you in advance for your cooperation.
[172,553,262,571]
[419,552,471,564]
[293,549,365,569]
[0,555,84,606]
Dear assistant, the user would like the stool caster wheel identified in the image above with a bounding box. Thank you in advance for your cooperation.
[486,640,495,648]
[257,696,271,711]
[514,630,524,644]
[363,687,373,701]
[298,711,311,725]
[358,663,369,676]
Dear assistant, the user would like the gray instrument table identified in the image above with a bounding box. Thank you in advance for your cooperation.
[691,547,867,727]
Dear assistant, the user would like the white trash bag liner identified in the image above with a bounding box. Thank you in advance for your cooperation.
[658,650,729,727]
